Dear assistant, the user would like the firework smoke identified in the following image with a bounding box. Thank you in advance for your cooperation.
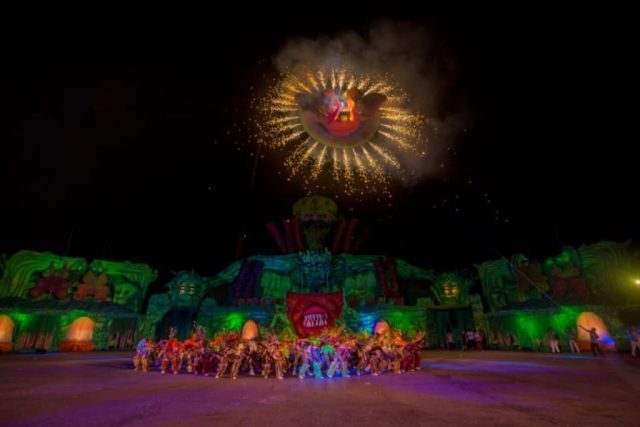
[260,20,465,194]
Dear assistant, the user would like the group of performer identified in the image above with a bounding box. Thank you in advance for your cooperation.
[132,326,425,380]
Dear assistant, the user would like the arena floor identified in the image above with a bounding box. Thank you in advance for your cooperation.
[1,349,639,426]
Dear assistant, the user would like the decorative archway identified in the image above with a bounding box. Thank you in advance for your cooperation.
[60,317,95,352]
[0,315,15,352]
[576,312,615,351]
[241,320,260,340]
[373,318,390,335]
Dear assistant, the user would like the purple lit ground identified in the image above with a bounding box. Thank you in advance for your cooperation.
[1,350,639,426]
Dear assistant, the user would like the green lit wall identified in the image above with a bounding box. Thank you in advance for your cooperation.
[487,305,626,351]
[0,309,140,351]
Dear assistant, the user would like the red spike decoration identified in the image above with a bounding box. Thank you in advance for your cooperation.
[374,257,390,297]
[352,227,370,254]
[374,256,401,300]
[341,218,360,253]
[386,256,400,297]
[332,219,348,254]
[266,222,287,253]
[292,217,304,252]
[283,219,294,253]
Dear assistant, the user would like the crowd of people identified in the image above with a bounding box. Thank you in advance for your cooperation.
[132,323,640,377]
[445,329,487,351]
[132,326,426,379]
[545,325,640,357]
[443,325,640,358]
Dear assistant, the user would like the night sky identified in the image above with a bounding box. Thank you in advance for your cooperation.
[1,6,635,287]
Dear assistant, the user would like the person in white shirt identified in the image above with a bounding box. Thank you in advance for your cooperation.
[627,327,639,357]
[566,327,580,353]
[446,331,455,351]
[465,330,475,351]
[474,330,484,351]
[547,328,560,353]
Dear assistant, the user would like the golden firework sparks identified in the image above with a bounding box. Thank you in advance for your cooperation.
[258,66,426,194]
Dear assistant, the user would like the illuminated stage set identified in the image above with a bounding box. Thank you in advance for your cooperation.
[1,68,639,379]
[0,196,637,361]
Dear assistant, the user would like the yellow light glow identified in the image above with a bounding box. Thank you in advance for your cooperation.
[65,317,94,342]
[0,315,14,343]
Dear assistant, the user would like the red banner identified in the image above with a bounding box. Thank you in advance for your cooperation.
[286,291,343,337]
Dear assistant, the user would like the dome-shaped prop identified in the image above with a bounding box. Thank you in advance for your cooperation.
[373,318,390,336]
[241,320,260,340]
[0,315,15,353]
[60,316,95,352]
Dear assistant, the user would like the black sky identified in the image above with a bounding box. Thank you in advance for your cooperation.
[1,6,636,284]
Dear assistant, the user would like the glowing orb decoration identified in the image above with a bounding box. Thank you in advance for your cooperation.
[258,67,426,194]
[0,314,14,343]
[241,320,260,340]
[60,316,95,351]
[576,312,615,350]
[65,316,95,342]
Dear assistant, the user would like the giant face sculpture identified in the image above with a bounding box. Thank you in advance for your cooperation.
[296,88,386,148]
[167,272,205,308]
[442,281,460,299]
[113,282,141,310]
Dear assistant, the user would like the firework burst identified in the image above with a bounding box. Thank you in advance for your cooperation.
[258,67,426,194]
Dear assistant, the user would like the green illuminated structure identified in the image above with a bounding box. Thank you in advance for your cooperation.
[0,251,157,352]
[208,253,434,300]
[477,241,640,351]
[189,196,441,340]
[2,197,637,354]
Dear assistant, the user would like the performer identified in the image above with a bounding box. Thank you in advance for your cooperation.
[163,327,181,375]
[297,342,312,379]
[229,341,245,380]
[547,328,561,353]
[311,343,324,379]
[290,339,305,377]
[132,322,428,379]
[245,339,259,376]
[411,331,425,370]
[215,346,235,379]
[132,338,147,371]
[566,327,581,354]
[579,325,604,356]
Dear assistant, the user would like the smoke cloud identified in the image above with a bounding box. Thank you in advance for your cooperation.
[273,20,468,185]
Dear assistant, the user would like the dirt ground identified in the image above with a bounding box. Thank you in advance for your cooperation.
[1,349,639,426]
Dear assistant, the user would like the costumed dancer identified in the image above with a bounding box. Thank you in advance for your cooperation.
[230,341,245,380]
[272,342,285,380]
[215,346,234,379]
[245,338,259,376]
[183,336,195,373]
[169,342,182,375]
[356,341,369,376]
[411,331,425,370]
[209,335,224,374]
[141,340,154,372]
[290,339,304,377]
[157,339,170,374]
[133,338,147,371]
[297,342,311,379]
[309,338,324,379]
[325,345,339,378]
